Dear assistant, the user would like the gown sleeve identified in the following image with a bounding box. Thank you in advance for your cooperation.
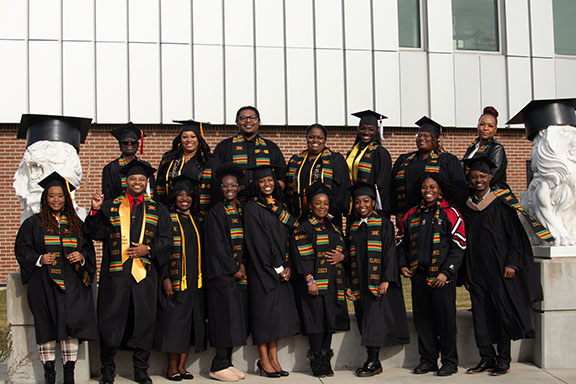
[149,203,173,269]
[330,152,351,218]
[380,219,400,286]
[204,205,239,279]
[14,216,44,284]
[101,162,117,202]
[489,143,508,189]
[373,146,393,217]
[79,226,97,283]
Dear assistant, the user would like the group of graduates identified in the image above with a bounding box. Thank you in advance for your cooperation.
[15,105,548,384]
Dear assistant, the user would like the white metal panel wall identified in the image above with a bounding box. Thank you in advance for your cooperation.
[345,50,373,125]
[555,59,576,98]
[399,51,428,126]
[285,0,313,48]
[0,0,27,39]
[225,46,255,123]
[255,0,284,47]
[454,54,481,127]
[372,0,399,51]
[129,44,161,123]
[62,0,93,41]
[504,0,530,56]
[427,0,453,53]
[374,51,401,127]
[62,42,95,118]
[316,49,345,125]
[160,0,191,44]
[161,44,193,123]
[29,41,61,115]
[506,57,533,118]
[479,55,508,123]
[96,0,127,42]
[315,0,343,49]
[428,54,456,126]
[286,48,315,125]
[256,47,286,124]
[0,41,27,121]
[193,0,223,45]
[224,0,253,47]
[343,0,371,50]
[532,58,556,99]
[96,43,128,123]
[529,0,555,58]
[193,45,224,123]
[29,0,60,41]
[129,0,159,43]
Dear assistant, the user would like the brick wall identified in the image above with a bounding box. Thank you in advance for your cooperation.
[0,124,532,283]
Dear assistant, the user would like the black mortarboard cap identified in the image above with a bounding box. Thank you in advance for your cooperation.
[415,116,443,137]
[215,162,244,183]
[18,114,92,152]
[110,122,143,141]
[119,159,156,178]
[462,156,497,175]
[173,119,207,138]
[170,174,198,194]
[38,171,77,192]
[506,98,576,141]
[305,181,333,201]
[248,164,278,180]
[349,182,376,199]
[352,110,387,127]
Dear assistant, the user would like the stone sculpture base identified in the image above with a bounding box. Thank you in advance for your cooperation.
[533,248,576,368]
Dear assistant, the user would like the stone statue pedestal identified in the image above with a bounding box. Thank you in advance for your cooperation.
[533,248,576,368]
[6,273,91,384]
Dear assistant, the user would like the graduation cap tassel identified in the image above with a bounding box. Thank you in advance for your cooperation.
[374,184,383,211]
[200,122,205,140]
[378,118,385,142]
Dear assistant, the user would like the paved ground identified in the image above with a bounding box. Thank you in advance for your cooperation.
[75,363,576,384]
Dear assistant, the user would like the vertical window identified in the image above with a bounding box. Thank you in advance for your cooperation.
[398,0,421,48]
[452,0,499,51]
[553,0,576,55]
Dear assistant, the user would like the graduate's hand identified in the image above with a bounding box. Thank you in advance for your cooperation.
[280,267,291,281]
[326,249,345,265]
[431,272,448,288]
[308,282,319,296]
[277,180,286,190]
[504,267,516,279]
[162,278,173,298]
[66,251,84,264]
[464,278,470,291]
[378,281,389,296]
[400,267,413,278]
[41,253,56,265]
[91,192,104,210]
[233,264,247,280]
[129,242,150,258]
[345,288,355,301]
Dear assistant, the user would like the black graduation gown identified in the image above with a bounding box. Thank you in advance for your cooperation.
[153,212,206,354]
[291,218,349,335]
[347,217,410,347]
[462,139,508,190]
[243,200,300,345]
[462,195,542,346]
[347,144,393,217]
[84,198,172,350]
[286,149,350,224]
[213,135,287,202]
[101,157,156,202]
[156,153,210,207]
[391,151,467,216]
[14,215,97,344]
[204,201,249,348]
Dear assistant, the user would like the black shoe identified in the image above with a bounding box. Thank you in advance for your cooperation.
[308,351,324,377]
[134,369,153,384]
[43,360,56,384]
[413,362,438,374]
[490,362,510,376]
[437,364,458,376]
[356,359,382,377]
[466,358,496,374]
[63,361,76,384]
[321,349,334,377]
[256,360,281,378]
[99,369,115,384]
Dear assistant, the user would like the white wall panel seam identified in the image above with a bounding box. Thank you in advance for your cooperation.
[59,0,63,115]
[340,0,348,125]
[92,0,97,121]
[527,0,535,100]
[190,2,195,119]
[282,0,288,125]
[252,0,258,115]
[125,0,130,121]
[157,0,162,123]
[221,0,227,124]
[369,0,375,110]
[26,0,30,113]
[312,0,318,123]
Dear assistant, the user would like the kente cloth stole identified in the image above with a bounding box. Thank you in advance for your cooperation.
[464,138,490,176]
[286,149,334,217]
[407,197,443,286]
[225,203,247,285]
[118,157,127,189]
[394,150,440,211]
[43,214,90,291]
[294,217,345,300]
[156,156,186,199]
[348,213,384,299]
[255,197,298,262]
[108,194,157,283]
[198,167,212,217]
[346,142,379,183]
[169,212,203,291]
[231,134,271,166]
[493,188,553,242]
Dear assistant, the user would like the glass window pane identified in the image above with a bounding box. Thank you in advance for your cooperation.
[398,0,421,48]
[452,0,499,51]
[553,0,576,55]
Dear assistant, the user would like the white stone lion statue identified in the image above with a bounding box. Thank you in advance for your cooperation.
[13,141,85,223]
[521,126,576,245]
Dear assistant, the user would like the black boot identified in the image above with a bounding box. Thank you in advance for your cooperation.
[356,347,382,377]
[307,351,324,377]
[43,360,56,384]
[321,348,334,377]
[63,361,75,384]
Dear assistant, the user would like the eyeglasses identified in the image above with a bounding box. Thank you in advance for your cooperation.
[121,140,138,145]
[221,183,239,189]
[237,115,259,121]
[415,133,433,140]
